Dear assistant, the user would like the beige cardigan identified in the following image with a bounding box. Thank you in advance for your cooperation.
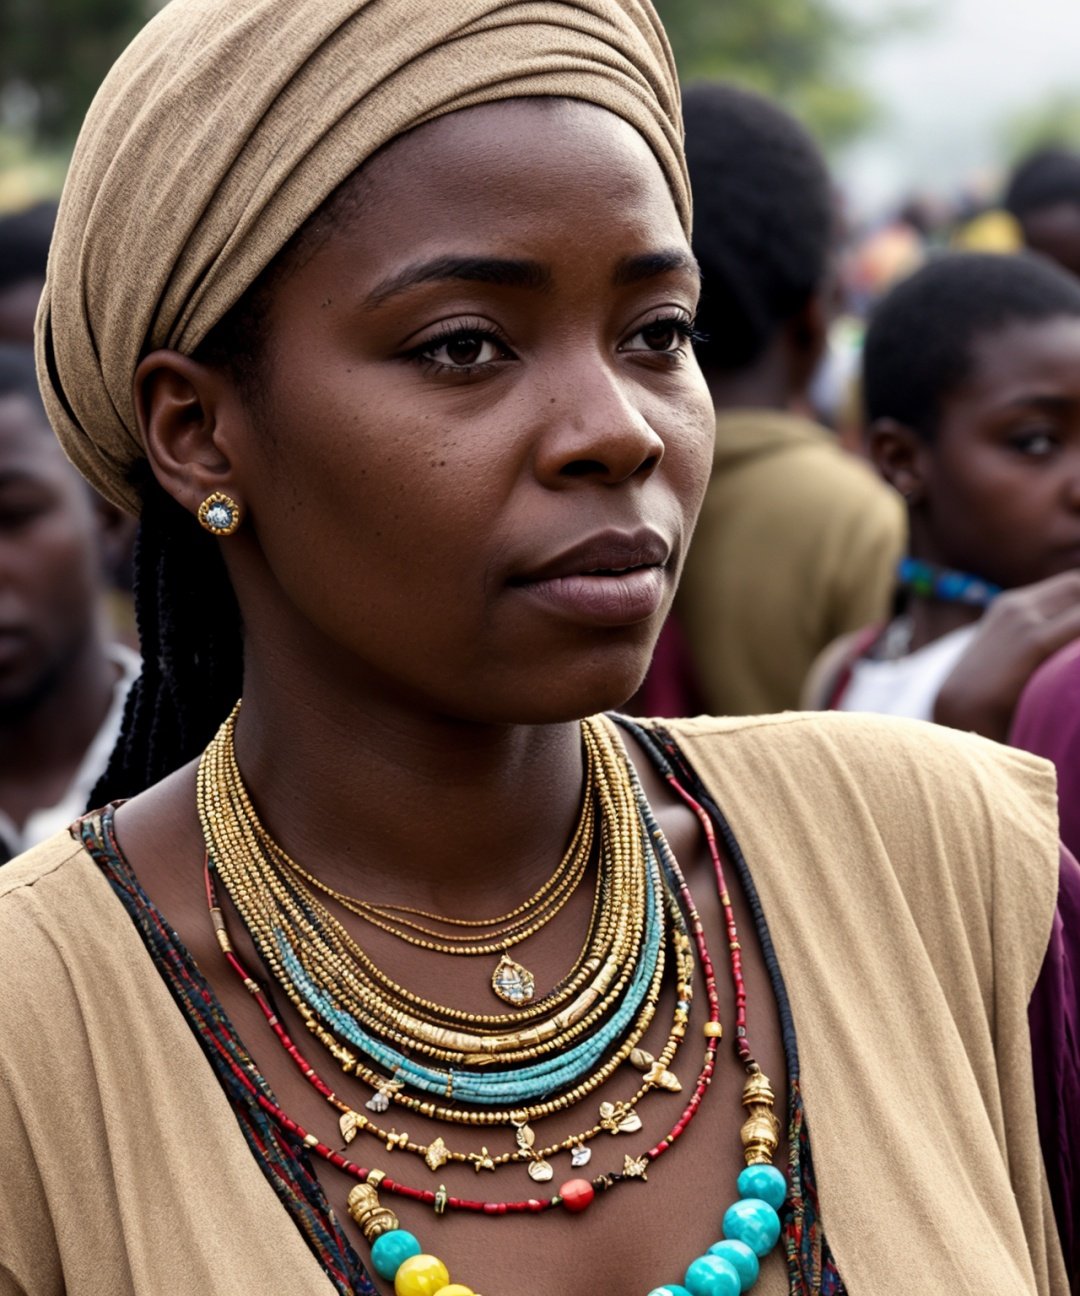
[0,712,1066,1294]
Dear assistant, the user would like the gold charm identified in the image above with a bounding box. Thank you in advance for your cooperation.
[468,1148,496,1173]
[629,1047,655,1070]
[383,1129,409,1151]
[527,1157,554,1183]
[740,1067,781,1166]
[346,1184,399,1241]
[339,1109,367,1144]
[424,1137,449,1171]
[491,952,536,1006]
[622,1154,649,1180]
[514,1121,536,1151]
[643,1060,682,1092]
[599,1100,643,1134]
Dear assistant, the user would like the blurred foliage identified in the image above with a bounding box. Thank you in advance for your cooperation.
[1002,90,1080,162]
[0,0,927,201]
[0,0,147,146]
[0,128,68,208]
[659,0,928,151]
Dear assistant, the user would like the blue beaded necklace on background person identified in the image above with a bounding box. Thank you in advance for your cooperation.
[895,556,1002,609]
[78,714,847,1296]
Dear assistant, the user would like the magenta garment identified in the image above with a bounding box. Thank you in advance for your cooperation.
[1031,847,1080,1291]
[1012,638,1080,860]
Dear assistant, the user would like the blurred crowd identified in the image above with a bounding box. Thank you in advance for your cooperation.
[4,84,1080,868]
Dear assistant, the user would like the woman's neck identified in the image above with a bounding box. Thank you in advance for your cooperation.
[902,530,993,652]
[231,663,586,915]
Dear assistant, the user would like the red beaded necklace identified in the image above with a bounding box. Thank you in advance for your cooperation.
[202,814,722,1217]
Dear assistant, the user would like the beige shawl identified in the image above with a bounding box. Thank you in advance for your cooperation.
[0,712,1066,1293]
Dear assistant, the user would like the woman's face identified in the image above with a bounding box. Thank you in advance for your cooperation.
[223,99,713,723]
[917,315,1080,589]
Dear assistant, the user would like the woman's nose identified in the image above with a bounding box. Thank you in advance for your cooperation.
[532,365,665,486]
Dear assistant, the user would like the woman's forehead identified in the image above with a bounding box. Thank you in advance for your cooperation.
[324,99,687,268]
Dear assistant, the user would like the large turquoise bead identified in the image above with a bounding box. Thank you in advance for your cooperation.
[722,1198,781,1257]
[737,1164,787,1210]
[370,1229,422,1280]
[646,1288,694,1296]
[684,1254,742,1296]
[707,1239,760,1290]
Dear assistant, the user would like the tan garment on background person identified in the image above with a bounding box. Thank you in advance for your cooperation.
[676,410,905,716]
[0,712,1065,1294]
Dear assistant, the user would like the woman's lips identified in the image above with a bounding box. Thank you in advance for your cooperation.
[513,565,667,625]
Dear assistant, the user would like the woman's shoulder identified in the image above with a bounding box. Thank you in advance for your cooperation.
[0,825,94,900]
[660,709,1059,848]
[0,825,137,1028]
[664,706,1055,770]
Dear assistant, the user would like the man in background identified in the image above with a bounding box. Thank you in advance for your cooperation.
[0,346,138,860]
[674,83,905,715]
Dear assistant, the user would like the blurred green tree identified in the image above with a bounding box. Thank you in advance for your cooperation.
[659,0,924,150]
[1003,91,1080,162]
[0,0,925,154]
[0,0,147,146]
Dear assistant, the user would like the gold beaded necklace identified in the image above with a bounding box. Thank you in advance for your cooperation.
[199,709,653,1070]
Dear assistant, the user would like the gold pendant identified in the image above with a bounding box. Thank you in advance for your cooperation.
[599,1100,642,1135]
[491,951,536,1006]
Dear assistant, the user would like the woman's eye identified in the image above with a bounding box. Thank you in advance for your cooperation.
[418,332,507,369]
[623,317,694,355]
[1011,430,1059,457]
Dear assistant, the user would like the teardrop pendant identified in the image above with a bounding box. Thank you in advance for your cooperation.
[491,951,536,1006]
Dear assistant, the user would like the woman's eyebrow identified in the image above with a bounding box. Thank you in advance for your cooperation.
[365,256,553,307]
[998,393,1077,413]
[612,249,701,287]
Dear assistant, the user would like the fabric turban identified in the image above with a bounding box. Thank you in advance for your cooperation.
[36,0,688,515]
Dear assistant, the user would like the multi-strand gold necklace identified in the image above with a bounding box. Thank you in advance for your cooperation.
[197,707,692,1184]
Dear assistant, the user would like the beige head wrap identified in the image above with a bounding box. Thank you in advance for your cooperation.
[37,0,687,515]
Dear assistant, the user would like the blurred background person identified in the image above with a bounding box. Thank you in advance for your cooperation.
[669,82,905,717]
[806,251,1080,720]
[0,200,55,345]
[1005,146,1080,279]
[0,345,138,861]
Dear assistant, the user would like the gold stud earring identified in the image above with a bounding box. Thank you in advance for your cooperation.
[197,492,242,536]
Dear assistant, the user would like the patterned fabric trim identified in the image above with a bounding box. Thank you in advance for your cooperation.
[77,808,375,1296]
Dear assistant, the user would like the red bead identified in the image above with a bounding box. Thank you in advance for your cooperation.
[559,1179,595,1213]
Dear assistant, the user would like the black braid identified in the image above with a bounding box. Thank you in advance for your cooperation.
[88,470,243,808]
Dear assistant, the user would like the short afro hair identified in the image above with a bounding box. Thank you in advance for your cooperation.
[1004,148,1080,218]
[682,82,833,373]
[863,251,1080,439]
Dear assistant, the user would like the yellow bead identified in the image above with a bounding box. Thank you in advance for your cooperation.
[434,1288,476,1296]
[394,1254,451,1296]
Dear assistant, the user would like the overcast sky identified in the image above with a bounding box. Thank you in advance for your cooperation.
[834,0,1080,217]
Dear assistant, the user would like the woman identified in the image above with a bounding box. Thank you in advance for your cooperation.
[0,3,1073,1294]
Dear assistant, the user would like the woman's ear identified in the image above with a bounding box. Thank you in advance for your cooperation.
[866,416,928,505]
[133,349,245,519]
